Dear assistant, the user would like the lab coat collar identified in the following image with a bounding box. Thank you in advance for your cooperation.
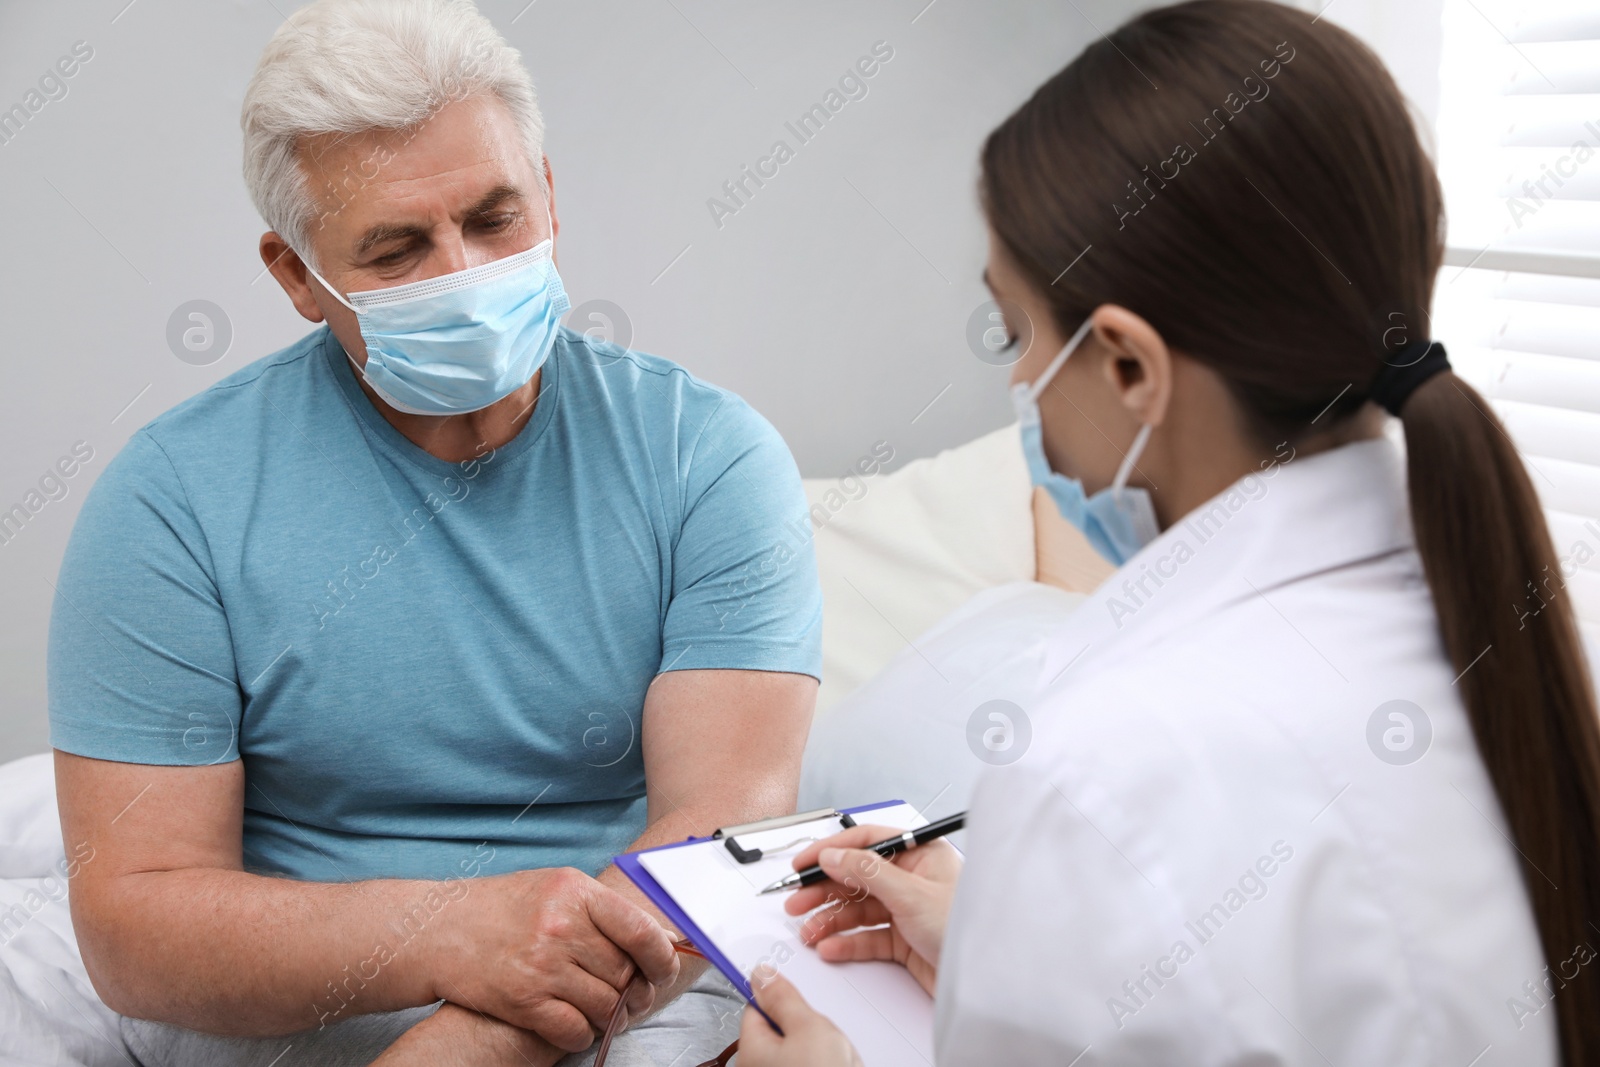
[1046,435,1414,677]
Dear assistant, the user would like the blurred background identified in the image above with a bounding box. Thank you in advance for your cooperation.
[0,0,1492,761]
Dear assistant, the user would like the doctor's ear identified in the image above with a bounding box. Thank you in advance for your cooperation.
[1089,305,1174,427]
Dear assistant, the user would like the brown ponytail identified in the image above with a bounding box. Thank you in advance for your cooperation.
[979,2,1600,1060]
[1403,372,1600,1061]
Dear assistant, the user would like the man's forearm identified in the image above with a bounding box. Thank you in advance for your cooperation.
[596,814,714,1012]
[594,792,798,1015]
[598,668,816,1022]
[82,867,461,1036]
[371,1002,565,1067]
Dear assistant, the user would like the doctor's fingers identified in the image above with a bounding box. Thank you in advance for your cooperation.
[793,894,892,944]
[815,845,934,911]
[737,1001,786,1064]
[811,926,903,967]
[784,877,862,916]
[895,838,963,881]
[788,825,905,872]
[743,972,863,1067]
[782,845,932,917]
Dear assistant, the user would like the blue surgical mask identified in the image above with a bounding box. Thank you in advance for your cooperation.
[305,221,571,416]
[1010,318,1161,565]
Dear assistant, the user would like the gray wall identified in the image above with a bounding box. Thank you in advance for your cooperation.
[0,0,1437,762]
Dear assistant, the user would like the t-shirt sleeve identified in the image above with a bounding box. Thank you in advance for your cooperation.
[48,429,242,766]
[659,394,823,680]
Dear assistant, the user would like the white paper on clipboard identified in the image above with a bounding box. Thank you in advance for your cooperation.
[639,803,935,1065]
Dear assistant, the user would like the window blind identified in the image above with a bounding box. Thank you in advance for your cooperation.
[1432,0,1600,642]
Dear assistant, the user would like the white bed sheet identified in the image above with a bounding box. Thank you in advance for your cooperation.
[0,753,131,1067]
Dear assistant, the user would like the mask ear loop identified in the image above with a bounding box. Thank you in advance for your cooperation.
[1023,317,1096,406]
[1110,422,1153,496]
[301,254,361,316]
[294,250,371,384]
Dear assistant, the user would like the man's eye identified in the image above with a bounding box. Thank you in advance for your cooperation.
[475,214,516,230]
[370,249,409,267]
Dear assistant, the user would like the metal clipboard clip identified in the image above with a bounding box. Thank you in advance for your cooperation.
[713,806,858,864]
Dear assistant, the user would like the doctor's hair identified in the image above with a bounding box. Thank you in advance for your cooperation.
[979,0,1600,1060]
[241,0,546,270]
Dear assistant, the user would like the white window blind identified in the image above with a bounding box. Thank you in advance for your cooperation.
[1431,0,1600,642]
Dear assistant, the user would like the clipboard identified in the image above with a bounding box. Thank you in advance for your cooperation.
[615,800,935,1064]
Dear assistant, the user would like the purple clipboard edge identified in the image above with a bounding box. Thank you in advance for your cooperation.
[614,799,909,1021]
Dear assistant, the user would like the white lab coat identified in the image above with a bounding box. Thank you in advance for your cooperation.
[934,437,1558,1066]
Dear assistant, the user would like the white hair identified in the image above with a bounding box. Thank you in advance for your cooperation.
[241,0,545,270]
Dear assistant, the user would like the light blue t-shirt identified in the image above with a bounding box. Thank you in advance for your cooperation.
[48,325,822,884]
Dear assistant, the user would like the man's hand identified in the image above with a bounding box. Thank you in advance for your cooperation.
[371,1002,563,1067]
[428,867,680,1053]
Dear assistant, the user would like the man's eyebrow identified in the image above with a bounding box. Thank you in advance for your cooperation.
[354,221,429,258]
[352,184,528,257]
[464,183,526,217]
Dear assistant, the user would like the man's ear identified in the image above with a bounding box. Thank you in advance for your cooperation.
[260,232,325,324]
[1089,304,1173,428]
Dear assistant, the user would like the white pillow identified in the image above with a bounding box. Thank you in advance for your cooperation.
[803,424,1036,715]
[798,580,1086,824]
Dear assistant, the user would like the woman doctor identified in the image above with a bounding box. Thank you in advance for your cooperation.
[735,1,1600,1064]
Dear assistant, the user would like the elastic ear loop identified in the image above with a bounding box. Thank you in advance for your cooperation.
[303,256,360,315]
[1023,316,1096,407]
[296,254,368,381]
[594,939,738,1067]
[1111,423,1154,495]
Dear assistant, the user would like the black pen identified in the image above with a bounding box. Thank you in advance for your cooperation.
[758,811,966,895]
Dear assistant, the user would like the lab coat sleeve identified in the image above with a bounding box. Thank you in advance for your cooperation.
[933,706,1244,1065]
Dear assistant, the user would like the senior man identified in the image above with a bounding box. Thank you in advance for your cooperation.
[46,2,820,1065]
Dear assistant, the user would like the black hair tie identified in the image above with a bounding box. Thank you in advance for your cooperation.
[1370,339,1450,416]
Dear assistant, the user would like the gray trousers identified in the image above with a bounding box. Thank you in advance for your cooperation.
[119,968,743,1067]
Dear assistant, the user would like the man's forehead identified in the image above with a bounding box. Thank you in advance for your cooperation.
[299,95,534,245]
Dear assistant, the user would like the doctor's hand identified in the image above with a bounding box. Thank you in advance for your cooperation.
[782,824,962,996]
[738,969,863,1067]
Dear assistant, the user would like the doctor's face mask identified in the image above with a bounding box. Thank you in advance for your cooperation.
[304,206,570,417]
[1009,317,1161,566]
